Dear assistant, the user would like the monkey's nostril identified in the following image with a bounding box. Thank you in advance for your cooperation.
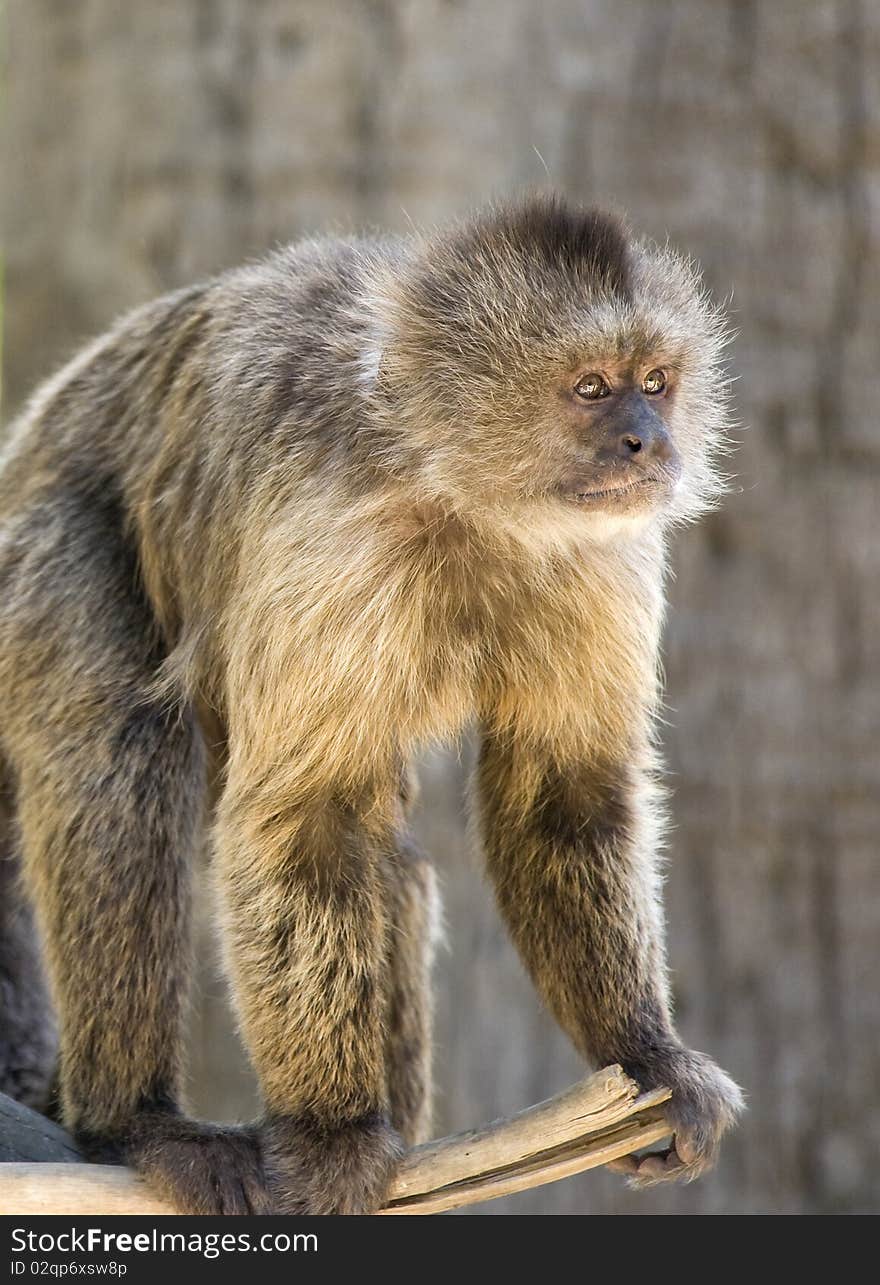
[623,435,642,453]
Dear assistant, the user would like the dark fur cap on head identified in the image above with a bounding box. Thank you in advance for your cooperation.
[372,193,731,524]
[397,195,634,354]
[437,194,632,296]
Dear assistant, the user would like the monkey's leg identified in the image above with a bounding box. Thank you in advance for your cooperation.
[383,834,438,1146]
[12,695,269,1213]
[0,767,57,1111]
[213,785,404,1214]
[477,729,743,1188]
[0,505,266,1213]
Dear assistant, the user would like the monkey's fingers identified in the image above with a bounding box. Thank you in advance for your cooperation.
[607,1143,685,1185]
[127,1120,272,1215]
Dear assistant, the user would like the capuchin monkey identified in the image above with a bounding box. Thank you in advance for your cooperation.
[0,195,743,1213]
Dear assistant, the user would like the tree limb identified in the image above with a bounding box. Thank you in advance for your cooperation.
[0,1066,671,1215]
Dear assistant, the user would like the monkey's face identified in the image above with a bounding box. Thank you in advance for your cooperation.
[553,357,682,518]
[377,199,731,539]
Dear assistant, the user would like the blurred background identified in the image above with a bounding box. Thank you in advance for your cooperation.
[2,1,878,1214]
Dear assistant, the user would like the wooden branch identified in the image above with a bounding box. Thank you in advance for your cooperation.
[381,1066,671,1214]
[0,1066,671,1216]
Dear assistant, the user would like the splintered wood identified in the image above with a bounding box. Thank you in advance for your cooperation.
[0,1066,671,1215]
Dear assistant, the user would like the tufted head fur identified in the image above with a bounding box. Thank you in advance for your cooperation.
[365,195,732,541]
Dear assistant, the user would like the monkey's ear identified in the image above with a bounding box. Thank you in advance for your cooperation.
[357,344,400,410]
[357,316,400,404]
[359,266,407,400]
[356,342,385,394]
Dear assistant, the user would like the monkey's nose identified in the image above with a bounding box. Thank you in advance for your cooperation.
[616,421,675,463]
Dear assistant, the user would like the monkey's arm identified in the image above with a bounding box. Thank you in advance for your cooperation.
[477,728,743,1186]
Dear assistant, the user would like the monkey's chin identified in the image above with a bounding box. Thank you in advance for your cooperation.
[556,478,673,543]
[573,508,657,543]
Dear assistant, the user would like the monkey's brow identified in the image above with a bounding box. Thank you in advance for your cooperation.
[564,340,684,372]
[616,339,689,369]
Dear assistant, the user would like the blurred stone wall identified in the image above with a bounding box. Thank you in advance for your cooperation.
[3,0,878,1213]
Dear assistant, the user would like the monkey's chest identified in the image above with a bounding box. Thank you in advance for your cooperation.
[408,601,585,747]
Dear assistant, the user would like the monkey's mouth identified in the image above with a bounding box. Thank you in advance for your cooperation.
[565,477,666,506]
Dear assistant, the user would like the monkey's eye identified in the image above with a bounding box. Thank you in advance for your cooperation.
[642,369,667,396]
[574,373,610,401]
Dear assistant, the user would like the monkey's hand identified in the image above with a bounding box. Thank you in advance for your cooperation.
[609,1046,744,1187]
[110,1115,272,1215]
[101,1111,401,1214]
[262,1112,403,1214]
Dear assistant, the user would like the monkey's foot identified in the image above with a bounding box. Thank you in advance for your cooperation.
[118,1116,270,1215]
[262,1112,403,1214]
[610,1047,745,1187]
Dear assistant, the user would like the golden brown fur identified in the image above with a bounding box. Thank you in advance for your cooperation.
[0,195,741,1212]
